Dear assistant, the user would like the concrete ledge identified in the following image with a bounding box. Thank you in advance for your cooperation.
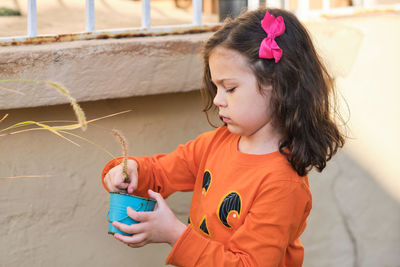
[0,32,213,110]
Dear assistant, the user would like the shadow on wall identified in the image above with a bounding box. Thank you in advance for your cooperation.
[302,12,400,267]
[303,151,400,267]
[307,12,400,205]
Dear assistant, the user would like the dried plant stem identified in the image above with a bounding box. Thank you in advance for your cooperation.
[0,114,8,124]
[0,85,24,95]
[0,120,81,146]
[0,79,132,180]
[112,129,130,183]
[0,79,87,131]
[60,131,115,159]
[46,81,87,131]
[0,111,131,152]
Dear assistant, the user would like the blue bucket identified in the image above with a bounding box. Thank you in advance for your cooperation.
[107,192,156,236]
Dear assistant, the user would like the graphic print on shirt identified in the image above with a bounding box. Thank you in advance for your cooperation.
[198,170,212,236]
[202,170,212,195]
[199,216,210,236]
[217,191,242,229]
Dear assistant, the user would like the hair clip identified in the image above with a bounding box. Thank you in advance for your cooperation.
[259,11,286,63]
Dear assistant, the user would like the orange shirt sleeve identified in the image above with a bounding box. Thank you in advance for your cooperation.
[101,130,215,198]
[166,179,312,267]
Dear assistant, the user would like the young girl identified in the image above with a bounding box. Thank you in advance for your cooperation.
[102,8,345,266]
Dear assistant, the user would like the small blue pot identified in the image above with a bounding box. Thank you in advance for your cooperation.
[107,192,156,236]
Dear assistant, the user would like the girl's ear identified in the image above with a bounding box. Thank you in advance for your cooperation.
[259,83,273,96]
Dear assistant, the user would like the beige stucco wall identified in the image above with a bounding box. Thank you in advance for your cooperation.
[1,10,399,267]
[0,33,209,109]
[0,91,214,266]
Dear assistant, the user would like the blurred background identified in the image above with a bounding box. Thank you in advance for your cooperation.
[0,0,399,266]
[3,0,396,37]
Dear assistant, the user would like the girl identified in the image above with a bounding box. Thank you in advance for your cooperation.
[102,8,345,267]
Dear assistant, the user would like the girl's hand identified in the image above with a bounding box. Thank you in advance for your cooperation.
[104,159,138,194]
[112,189,187,247]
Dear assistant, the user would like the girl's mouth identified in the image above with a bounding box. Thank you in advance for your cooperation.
[220,115,231,123]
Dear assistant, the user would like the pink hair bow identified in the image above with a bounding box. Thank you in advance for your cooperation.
[259,11,286,63]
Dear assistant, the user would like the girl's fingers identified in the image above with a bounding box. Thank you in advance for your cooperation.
[126,160,138,194]
[105,167,127,192]
[112,221,146,235]
[104,173,114,192]
[126,207,151,222]
[114,232,147,246]
[127,178,137,194]
[116,182,129,191]
[128,240,147,248]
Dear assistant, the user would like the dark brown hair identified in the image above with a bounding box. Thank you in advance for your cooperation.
[201,8,345,176]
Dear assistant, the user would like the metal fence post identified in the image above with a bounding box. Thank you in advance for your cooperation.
[86,0,95,32]
[193,0,202,26]
[248,0,260,10]
[142,0,151,29]
[297,0,309,19]
[27,0,37,37]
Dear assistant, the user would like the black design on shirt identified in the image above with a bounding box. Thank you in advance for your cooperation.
[202,170,212,193]
[200,217,210,236]
[218,192,241,228]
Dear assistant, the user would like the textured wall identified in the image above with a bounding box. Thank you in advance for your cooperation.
[0,91,213,266]
[303,13,400,267]
[0,33,209,109]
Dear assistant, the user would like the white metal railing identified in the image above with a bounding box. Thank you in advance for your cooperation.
[294,0,400,19]
[27,0,37,37]
[1,0,400,45]
[0,0,208,45]
[298,0,310,19]
[25,0,202,35]
[142,0,151,29]
[248,0,260,10]
[323,0,330,11]
[193,0,203,25]
[86,0,95,32]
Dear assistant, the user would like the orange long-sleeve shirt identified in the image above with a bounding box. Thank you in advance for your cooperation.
[102,126,312,266]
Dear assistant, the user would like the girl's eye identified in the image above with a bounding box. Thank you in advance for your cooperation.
[226,87,236,93]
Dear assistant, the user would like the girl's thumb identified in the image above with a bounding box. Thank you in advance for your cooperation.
[148,189,164,207]
[127,178,137,194]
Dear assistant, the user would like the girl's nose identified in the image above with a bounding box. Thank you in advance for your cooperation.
[213,89,227,107]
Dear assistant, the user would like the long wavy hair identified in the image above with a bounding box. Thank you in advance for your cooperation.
[201,8,345,176]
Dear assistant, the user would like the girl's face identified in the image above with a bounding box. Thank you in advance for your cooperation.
[209,46,275,140]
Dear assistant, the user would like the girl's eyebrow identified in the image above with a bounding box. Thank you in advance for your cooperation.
[211,78,237,85]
